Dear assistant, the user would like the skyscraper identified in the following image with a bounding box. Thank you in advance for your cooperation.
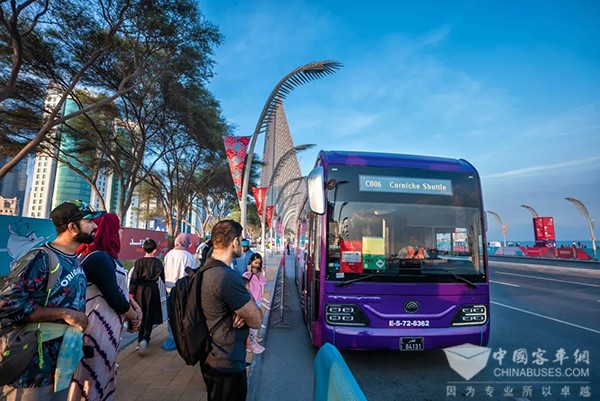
[260,104,304,234]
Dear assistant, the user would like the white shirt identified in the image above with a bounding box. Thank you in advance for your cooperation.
[163,248,196,289]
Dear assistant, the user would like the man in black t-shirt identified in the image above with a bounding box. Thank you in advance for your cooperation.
[201,220,263,401]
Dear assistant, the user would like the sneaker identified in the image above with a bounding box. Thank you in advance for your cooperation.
[138,340,148,356]
[250,342,265,354]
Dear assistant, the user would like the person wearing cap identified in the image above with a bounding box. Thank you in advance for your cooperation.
[0,200,102,401]
[232,238,253,276]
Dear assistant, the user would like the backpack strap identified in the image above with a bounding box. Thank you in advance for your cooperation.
[27,247,63,369]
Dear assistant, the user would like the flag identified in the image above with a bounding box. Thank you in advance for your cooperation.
[252,187,267,217]
[224,136,251,199]
[266,205,274,229]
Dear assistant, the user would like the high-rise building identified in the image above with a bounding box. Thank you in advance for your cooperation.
[260,104,304,233]
[18,87,149,227]
[0,157,28,216]
[23,91,133,221]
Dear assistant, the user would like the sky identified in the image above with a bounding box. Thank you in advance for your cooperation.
[200,0,600,243]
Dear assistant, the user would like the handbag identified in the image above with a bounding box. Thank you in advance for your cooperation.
[0,248,61,386]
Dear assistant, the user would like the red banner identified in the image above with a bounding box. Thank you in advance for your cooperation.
[224,136,251,199]
[252,187,267,217]
[266,205,274,229]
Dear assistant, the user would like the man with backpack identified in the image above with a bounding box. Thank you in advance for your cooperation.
[0,200,103,401]
[200,220,263,401]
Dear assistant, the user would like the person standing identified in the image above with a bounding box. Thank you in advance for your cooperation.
[232,238,253,275]
[0,200,99,401]
[129,239,165,356]
[242,253,267,354]
[201,220,263,401]
[68,213,141,401]
[195,235,211,267]
[162,233,195,351]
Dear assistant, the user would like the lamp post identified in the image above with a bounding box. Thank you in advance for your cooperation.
[239,61,342,236]
[486,210,507,249]
[565,197,597,259]
[520,205,540,218]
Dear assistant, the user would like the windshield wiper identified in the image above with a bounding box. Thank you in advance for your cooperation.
[422,267,479,289]
[336,274,377,287]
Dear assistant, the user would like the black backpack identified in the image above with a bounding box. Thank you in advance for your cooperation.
[167,260,217,366]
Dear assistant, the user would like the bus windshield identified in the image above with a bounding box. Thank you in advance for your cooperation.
[325,166,486,283]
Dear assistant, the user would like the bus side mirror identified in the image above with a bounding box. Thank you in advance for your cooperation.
[307,166,326,215]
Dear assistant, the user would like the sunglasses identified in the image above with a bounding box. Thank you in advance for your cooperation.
[67,201,95,223]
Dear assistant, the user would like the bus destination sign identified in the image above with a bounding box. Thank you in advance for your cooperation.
[359,175,453,196]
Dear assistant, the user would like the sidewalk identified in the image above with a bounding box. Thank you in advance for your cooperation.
[114,251,283,400]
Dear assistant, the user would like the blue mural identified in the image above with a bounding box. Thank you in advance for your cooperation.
[0,215,57,277]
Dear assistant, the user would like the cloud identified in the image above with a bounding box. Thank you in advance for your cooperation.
[519,102,600,140]
[418,24,453,47]
[482,156,600,179]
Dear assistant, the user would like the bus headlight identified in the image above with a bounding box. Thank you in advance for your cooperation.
[325,304,368,326]
[451,304,487,326]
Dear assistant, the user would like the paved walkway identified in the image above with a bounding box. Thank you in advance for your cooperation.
[114,251,282,401]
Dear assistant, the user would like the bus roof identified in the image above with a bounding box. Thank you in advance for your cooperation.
[317,150,478,174]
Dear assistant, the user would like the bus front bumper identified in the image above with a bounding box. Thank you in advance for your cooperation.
[324,324,490,350]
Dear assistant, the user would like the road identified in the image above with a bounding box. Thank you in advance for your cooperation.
[254,257,599,401]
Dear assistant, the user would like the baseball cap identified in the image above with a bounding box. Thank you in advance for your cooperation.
[241,239,250,247]
[50,200,105,227]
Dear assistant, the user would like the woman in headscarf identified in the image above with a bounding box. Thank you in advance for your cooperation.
[163,233,195,289]
[161,233,196,351]
[68,213,141,401]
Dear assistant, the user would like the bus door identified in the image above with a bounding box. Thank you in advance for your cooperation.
[304,213,322,335]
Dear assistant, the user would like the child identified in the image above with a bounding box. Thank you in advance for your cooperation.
[242,253,267,354]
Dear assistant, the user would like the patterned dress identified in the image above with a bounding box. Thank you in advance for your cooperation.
[68,251,129,401]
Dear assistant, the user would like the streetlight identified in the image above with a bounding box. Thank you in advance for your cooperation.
[486,210,507,248]
[564,197,597,259]
[520,205,539,218]
[239,60,342,236]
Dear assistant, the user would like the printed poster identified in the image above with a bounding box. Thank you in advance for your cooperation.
[340,240,363,273]
[0,215,57,277]
[362,236,386,270]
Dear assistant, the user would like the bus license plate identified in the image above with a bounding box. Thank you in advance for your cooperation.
[400,337,424,351]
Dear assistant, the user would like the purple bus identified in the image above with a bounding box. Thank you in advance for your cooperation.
[294,151,490,350]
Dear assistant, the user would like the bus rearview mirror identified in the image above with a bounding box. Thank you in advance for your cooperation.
[308,166,326,215]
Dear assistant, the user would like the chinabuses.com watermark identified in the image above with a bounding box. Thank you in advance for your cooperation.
[443,344,592,399]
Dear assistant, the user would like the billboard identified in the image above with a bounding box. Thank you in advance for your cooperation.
[533,217,556,246]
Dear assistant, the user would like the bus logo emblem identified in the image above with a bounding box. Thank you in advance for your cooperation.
[404,301,420,313]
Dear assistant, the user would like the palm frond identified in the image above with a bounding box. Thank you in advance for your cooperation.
[274,176,305,209]
[520,205,539,218]
[565,197,590,220]
[253,61,342,136]
[268,144,315,187]
[486,210,504,227]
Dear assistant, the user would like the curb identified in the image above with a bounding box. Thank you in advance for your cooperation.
[247,254,284,401]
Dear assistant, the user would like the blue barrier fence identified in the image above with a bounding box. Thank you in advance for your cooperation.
[314,343,367,401]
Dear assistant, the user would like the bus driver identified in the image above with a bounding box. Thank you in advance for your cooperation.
[397,234,429,259]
